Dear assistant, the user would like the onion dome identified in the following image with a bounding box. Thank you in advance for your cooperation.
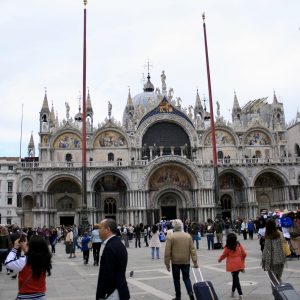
[143,73,154,92]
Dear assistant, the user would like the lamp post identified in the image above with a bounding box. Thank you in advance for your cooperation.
[202,13,221,218]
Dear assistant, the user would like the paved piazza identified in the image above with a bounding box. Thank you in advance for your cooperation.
[1,235,300,300]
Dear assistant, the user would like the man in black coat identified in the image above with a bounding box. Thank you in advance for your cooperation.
[96,219,130,300]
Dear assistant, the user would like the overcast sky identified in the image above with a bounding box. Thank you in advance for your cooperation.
[0,0,299,157]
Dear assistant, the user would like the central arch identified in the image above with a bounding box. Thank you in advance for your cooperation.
[151,187,188,222]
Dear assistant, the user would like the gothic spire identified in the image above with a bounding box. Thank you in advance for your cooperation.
[50,102,55,125]
[232,91,241,112]
[127,88,134,107]
[41,89,50,113]
[194,89,203,111]
[86,89,93,115]
[273,90,278,104]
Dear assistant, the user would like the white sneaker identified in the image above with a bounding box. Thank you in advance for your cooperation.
[231,291,235,297]
[237,295,244,300]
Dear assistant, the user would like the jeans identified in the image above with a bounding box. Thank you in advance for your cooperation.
[92,242,101,265]
[192,235,199,249]
[151,247,160,259]
[135,236,141,248]
[206,234,214,250]
[171,264,193,299]
[231,271,242,295]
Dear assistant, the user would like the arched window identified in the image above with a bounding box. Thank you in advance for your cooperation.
[221,194,232,210]
[108,153,114,161]
[104,198,116,214]
[295,144,300,157]
[255,150,261,158]
[217,151,223,160]
[66,153,72,161]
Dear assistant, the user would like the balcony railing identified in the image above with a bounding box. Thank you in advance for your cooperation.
[18,156,299,169]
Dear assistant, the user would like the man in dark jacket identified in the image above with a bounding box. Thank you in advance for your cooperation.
[96,219,130,300]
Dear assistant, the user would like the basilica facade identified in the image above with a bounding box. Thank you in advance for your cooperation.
[12,72,300,228]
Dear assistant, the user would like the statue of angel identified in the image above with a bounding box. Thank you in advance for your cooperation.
[65,102,70,120]
[108,101,112,119]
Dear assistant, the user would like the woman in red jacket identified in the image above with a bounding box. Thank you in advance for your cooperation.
[218,233,247,300]
[5,235,52,300]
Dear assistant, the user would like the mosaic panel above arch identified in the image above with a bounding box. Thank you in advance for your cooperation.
[94,131,127,148]
[53,133,81,149]
[149,165,192,189]
[204,130,235,146]
[245,131,271,146]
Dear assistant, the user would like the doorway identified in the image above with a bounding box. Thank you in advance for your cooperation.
[60,216,74,226]
[161,206,177,220]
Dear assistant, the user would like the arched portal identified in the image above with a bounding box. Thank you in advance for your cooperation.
[48,178,81,225]
[94,175,127,221]
[220,194,232,220]
[254,171,285,213]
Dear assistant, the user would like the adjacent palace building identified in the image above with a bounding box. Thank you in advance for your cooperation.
[1,72,300,227]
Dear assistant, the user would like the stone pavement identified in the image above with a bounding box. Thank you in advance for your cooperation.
[1,235,300,300]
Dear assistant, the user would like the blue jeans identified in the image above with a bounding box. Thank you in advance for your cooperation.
[207,234,214,250]
[151,247,160,259]
[171,264,193,299]
[192,234,199,249]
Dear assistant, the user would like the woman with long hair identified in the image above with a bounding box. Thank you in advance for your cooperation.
[5,235,52,299]
[149,224,161,259]
[218,233,247,300]
[262,218,286,283]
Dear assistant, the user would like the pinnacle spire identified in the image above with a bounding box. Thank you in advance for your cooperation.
[195,89,203,111]
[273,90,278,104]
[233,91,241,112]
[86,89,93,114]
[50,102,55,125]
[41,89,50,112]
[28,132,35,148]
[127,88,133,106]
[143,73,154,92]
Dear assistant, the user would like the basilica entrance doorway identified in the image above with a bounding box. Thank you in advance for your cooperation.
[60,216,74,226]
[158,193,183,221]
[161,206,177,220]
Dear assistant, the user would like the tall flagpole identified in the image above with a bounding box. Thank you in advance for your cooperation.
[81,0,88,226]
[202,13,220,216]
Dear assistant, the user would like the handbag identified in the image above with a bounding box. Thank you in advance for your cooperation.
[281,238,291,257]
[88,241,93,249]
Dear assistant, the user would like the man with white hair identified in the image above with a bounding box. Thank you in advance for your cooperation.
[164,219,198,300]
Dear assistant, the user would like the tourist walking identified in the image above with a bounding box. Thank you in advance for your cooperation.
[80,232,91,265]
[91,225,102,266]
[164,219,198,300]
[134,224,142,248]
[96,219,130,300]
[5,235,52,300]
[218,233,247,300]
[241,218,248,240]
[149,225,161,259]
[262,218,286,283]
[206,218,215,250]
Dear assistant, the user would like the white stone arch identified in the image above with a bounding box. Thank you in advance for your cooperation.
[92,126,130,149]
[140,156,202,190]
[150,186,189,210]
[135,114,198,148]
[243,127,275,146]
[251,167,289,187]
[44,172,82,192]
[90,170,131,191]
[217,168,249,188]
[202,126,238,147]
[50,128,82,149]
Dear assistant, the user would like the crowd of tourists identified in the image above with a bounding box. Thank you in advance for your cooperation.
[0,209,300,299]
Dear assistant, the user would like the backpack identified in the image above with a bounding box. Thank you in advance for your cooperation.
[280,216,292,228]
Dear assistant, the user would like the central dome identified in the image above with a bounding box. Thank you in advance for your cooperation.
[132,91,157,108]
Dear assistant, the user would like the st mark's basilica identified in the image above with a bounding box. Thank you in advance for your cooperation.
[7,69,299,228]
